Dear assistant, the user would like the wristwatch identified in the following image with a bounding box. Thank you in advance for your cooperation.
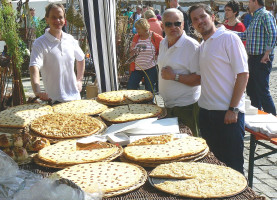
[175,74,180,81]
[229,107,239,114]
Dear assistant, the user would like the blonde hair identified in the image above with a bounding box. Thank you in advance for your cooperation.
[135,18,150,30]
[144,10,156,19]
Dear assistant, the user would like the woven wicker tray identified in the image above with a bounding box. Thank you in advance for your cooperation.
[29,119,107,143]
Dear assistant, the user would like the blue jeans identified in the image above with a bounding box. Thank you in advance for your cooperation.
[199,108,245,174]
[247,55,276,115]
[127,67,157,92]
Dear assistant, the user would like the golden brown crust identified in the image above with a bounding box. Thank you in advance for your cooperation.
[30,113,102,139]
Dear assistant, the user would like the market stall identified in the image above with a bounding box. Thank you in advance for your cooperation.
[0,90,264,199]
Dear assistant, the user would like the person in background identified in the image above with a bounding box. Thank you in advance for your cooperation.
[142,5,148,16]
[29,3,85,104]
[169,0,190,36]
[132,5,142,34]
[155,9,162,21]
[237,0,277,115]
[124,6,134,19]
[158,8,201,136]
[224,0,246,45]
[127,19,163,92]
[224,0,246,32]
[241,7,253,28]
[124,6,133,29]
[189,4,249,173]
[29,8,39,27]
[144,10,163,36]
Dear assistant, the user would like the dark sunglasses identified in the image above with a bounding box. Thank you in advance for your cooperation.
[164,21,182,27]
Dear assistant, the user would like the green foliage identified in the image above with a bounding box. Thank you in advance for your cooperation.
[0,1,24,68]
[35,18,48,38]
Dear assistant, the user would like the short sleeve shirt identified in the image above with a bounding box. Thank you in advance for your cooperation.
[29,28,85,102]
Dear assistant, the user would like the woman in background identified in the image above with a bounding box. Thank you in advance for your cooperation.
[127,19,163,92]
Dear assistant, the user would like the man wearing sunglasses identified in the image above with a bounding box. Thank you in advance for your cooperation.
[158,8,201,137]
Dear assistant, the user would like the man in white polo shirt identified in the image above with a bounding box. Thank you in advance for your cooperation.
[189,4,249,173]
[29,3,85,103]
[158,8,201,136]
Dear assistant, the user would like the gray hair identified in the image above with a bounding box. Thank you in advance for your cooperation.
[162,8,184,22]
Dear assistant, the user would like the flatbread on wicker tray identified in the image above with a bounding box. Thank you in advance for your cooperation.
[0,104,53,128]
[120,146,209,168]
[97,90,153,105]
[53,100,107,115]
[30,113,102,139]
[38,140,119,165]
[34,145,123,168]
[123,136,207,161]
[150,162,248,198]
[55,162,147,196]
[100,104,162,123]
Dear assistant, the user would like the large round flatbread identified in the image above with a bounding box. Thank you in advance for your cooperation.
[100,104,162,123]
[123,136,207,161]
[30,113,101,138]
[55,162,146,193]
[150,162,247,198]
[53,100,107,115]
[0,104,53,128]
[97,90,153,104]
[38,140,118,165]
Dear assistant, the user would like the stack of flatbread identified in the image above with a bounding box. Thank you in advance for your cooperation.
[121,135,209,167]
[100,104,163,123]
[30,113,106,142]
[0,104,53,129]
[97,90,153,105]
[54,162,147,197]
[34,140,123,168]
[149,162,247,198]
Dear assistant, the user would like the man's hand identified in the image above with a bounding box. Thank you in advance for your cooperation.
[224,110,238,124]
[36,92,50,101]
[77,80,83,92]
[161,66,175,80]
[261,52,270,64]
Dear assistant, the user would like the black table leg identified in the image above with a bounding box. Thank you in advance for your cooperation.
[248,134,257,188]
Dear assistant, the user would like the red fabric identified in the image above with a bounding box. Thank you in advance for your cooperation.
[129,32,163,72]
[225,22,246,46]
[147,18,163,36]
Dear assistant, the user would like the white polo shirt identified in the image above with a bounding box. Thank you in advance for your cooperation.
[30,28,85,102]
[197,26,248,112]
[158,32,201,108]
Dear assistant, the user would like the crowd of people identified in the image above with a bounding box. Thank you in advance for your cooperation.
[28,0,276,175]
